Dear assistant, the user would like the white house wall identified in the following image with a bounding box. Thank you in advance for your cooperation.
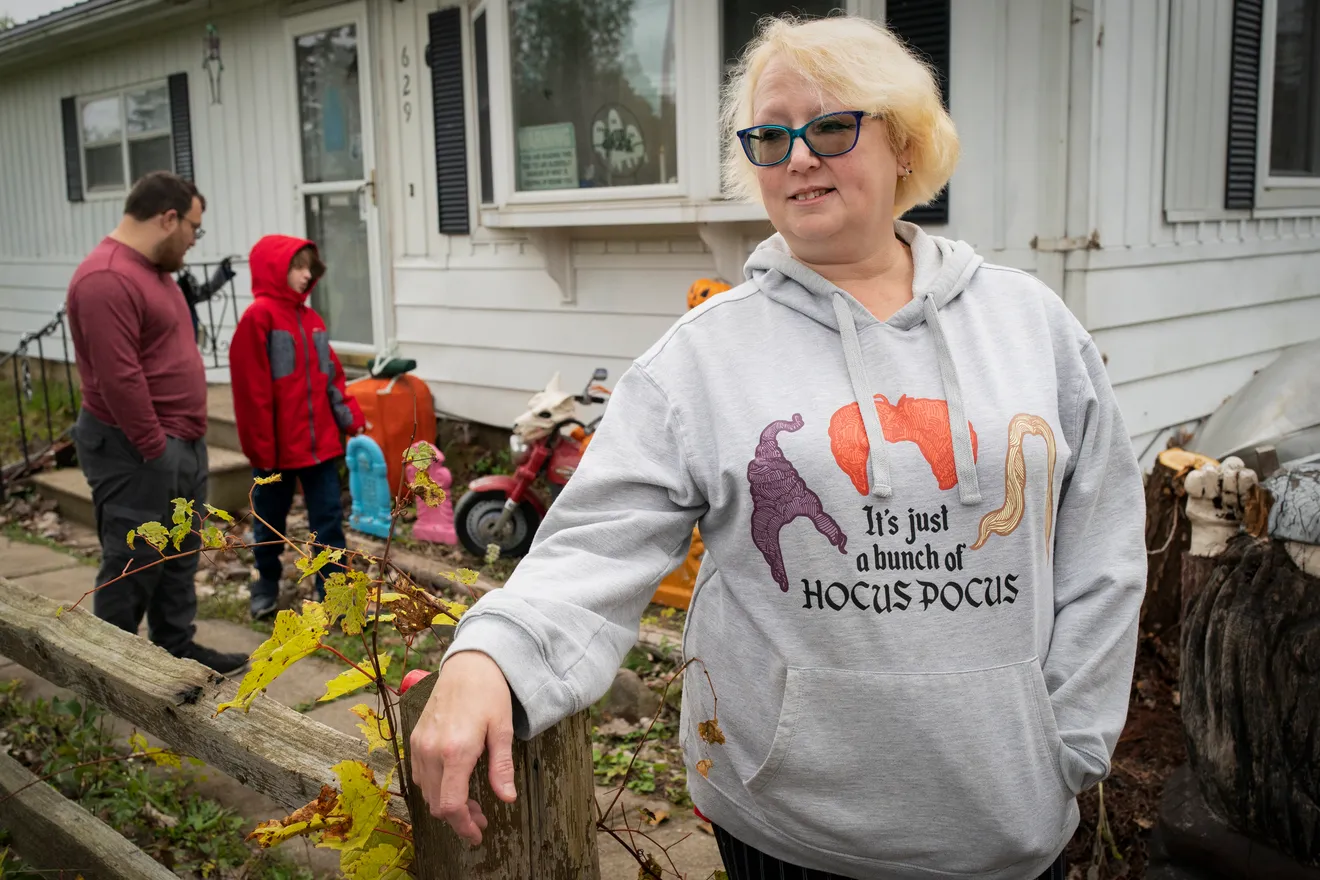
[0,0,293,354]
[1072,0,1320,461]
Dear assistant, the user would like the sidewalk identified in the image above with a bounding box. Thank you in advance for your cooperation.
[0,532,725,880]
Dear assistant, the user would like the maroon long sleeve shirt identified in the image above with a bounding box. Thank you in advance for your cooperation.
[66,237,207,460]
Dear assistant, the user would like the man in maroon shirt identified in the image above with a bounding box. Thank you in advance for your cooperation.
[67,172,247,676]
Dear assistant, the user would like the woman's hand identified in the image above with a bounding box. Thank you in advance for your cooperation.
[408,651,518,846]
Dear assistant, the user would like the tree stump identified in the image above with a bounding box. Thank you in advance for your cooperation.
[1179,535,1320,865]
[1144,449,1214,634]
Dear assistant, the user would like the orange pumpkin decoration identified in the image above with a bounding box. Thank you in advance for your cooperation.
[687,277,733,310]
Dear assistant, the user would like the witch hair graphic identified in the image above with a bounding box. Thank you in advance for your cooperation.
[973,413,1057,556]
[828,394,978,493]
[748,414,848,591]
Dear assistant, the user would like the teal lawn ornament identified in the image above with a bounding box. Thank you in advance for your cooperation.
[347,434,392,538]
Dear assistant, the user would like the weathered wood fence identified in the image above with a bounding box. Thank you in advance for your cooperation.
[0,580,601,880]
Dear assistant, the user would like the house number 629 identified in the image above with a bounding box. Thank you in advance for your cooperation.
[401,46,412,122]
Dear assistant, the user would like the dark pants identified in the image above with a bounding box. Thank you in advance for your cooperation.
[73,409,206,656]
[713,825,1066,880]
[250,459,347,601]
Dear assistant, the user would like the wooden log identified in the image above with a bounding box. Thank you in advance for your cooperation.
[1143,449,1212,634]
[1179,535,1320,864]
[399,671,601,880]
[0,750,177,880]
[0,579,398,818]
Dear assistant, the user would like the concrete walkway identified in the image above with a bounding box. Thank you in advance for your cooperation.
[0,533,725,880]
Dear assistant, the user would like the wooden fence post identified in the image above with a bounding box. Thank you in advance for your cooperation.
[399,672,601,880]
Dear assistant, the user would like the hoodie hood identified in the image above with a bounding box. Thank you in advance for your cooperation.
[249,235,319,305]
[745,220,984,505]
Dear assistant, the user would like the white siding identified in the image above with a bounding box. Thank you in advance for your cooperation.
[1069,0,1320,459]
[381,0,1070,427]
[0,2,296,352]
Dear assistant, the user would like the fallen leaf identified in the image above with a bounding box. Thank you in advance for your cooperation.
[638,807,669,826]
[696,822,714,836]
[1135,816,1154,830]
[696,759,712,779]
[697,718,726,745]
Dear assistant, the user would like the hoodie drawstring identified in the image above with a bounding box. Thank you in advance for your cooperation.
[922,296,981,505]
[832,294,892,498]
[831,292,982,505]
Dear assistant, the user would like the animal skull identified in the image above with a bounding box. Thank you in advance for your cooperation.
[512,373,579,442]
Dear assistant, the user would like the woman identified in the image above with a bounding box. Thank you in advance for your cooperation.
[410,14,1145,880]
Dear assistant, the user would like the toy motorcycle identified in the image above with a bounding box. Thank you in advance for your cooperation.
[454,368,610,558]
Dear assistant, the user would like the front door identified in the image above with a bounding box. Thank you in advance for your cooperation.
[288,4,383,350]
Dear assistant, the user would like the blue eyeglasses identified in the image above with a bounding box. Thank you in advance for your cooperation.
[736,110,874,167]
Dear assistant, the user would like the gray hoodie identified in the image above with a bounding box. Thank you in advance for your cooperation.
[446,220,1146,879]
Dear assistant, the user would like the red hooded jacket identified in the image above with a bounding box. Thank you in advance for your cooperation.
[228,236,365,471]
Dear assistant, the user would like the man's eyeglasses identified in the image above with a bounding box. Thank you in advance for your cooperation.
[184,218,205,241]
[736,110,875,167]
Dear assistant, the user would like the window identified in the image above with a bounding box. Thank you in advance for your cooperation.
[508,0,678,191]
[78,83,173,193]
[474,8,495,204]
[1268,0,1320,177]
[722,1,841,77]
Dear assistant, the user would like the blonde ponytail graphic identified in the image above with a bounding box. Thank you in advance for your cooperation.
[972,414,1057,557]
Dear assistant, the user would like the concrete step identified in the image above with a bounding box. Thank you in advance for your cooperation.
[205,383,241,454]
[31,444,254,530]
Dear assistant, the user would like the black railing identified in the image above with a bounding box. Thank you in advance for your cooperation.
[178,256,243,371]
[0,309,80,498]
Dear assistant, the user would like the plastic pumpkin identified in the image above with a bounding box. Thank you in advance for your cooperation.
[686,277,733,311]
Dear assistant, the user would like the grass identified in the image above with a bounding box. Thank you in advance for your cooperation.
[0,370,77,468]
[0,679,315,880]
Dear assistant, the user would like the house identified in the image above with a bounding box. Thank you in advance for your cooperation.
[1,0,1318,465]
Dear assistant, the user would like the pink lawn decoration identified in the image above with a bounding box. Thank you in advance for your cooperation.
[406,441,457,544]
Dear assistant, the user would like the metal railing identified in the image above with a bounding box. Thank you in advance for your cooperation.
[178,256,244,371]
[0,309,80,497]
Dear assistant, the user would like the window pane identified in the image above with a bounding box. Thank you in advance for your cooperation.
[296,25,365,184]
[722,2,841,77]
[81,96,121,144]
[129,135,174,182]
[85,144,125,189]
[305,192,373,345]
[475,10,495,204]
[126,85,171,135]
[1270,0,1320,176]
[509,0,678,190]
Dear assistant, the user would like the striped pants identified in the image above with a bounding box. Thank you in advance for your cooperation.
[713,825,1067,880]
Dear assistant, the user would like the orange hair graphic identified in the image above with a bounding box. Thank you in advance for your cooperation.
[972,414,1057,557]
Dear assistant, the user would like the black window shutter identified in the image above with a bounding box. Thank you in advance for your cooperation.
[887,0,950,225]
[427,7,470,235]
[1225,0,1263,210]
[60,97,84,202]
[168,72,195,181]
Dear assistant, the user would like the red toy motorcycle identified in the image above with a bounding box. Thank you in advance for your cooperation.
[454,368,610,558]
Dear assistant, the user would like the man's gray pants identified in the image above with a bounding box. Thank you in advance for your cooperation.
[72,408,207,656]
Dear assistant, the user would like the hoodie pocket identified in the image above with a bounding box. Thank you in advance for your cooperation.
[268,330,296,381]
[743,659,1072,873]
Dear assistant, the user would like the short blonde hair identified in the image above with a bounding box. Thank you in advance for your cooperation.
[720,14,958,218]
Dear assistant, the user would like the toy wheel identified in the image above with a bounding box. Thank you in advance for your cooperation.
[454,490,540,559]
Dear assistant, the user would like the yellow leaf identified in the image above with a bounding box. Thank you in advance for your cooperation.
[344,842,411,880]
[55,605,64,618]
[215,603,328,715]
[169,521,190,551]
[204,503,234,523]
[297,547,345,583]
[697,718,725,745]
[247,786,342,847]
[430,600,467,626]
[201,526,226,550]
[254,473,283,485]
[638,807,669,826]
[320,761,391,852]
[660,607,677,619]
[325,571,372,635]
[455,568,479,586]
[129,731,181,768]
[126,529,136,549]
[349,704,395,755]
[378,581,446,637]
[135,522,170,552]
[696,759,712,779]
[408,468,446,506]
[171,497,195,526]
[319,654,391,702]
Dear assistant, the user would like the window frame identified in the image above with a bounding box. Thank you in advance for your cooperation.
[1254,0,1320,214]
[76,79,174,200]
[477,0,880,227]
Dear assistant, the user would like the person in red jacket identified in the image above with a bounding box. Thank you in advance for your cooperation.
[228,235,365,619]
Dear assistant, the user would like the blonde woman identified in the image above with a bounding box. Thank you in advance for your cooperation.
[410,14,1145,880]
